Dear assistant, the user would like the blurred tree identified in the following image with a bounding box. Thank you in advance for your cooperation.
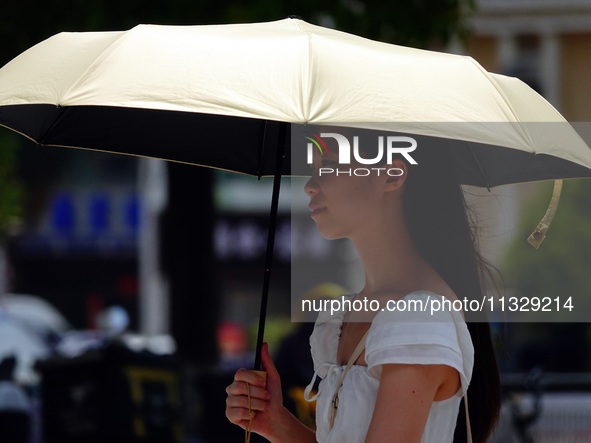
[225,0,476,48]
[0,131,22,243]
[0,0,475,67]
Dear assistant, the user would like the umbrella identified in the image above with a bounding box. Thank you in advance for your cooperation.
[1,18,591,368]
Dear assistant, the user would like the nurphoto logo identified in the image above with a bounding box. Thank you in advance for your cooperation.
[305,132,418,176]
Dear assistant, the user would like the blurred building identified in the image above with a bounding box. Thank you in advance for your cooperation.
[468,0,591,121]
[8,148,140,331]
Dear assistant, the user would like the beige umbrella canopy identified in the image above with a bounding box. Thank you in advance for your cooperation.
[0,18,590,184]
[1,18,590,367]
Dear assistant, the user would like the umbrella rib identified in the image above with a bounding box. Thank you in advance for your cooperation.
[301,20,312,122]
[0,123,41,146]
[467,58,537,152]
[38,105,68,146]
[59,30,129,103]
[257,120,270,179]
[468,144,491,191]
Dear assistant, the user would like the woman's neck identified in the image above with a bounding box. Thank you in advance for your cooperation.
[350,208,434,299]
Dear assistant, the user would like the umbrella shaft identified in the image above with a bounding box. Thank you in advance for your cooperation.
[254,122,287,370]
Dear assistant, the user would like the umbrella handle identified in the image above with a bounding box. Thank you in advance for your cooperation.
[527,179,563,249]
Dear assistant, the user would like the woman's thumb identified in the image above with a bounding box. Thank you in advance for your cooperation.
[260,342,280,387]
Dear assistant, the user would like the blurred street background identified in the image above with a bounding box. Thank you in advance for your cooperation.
[1,1,591,442]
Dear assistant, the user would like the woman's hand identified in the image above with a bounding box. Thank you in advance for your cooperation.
[226,342,317,442]
[225,342,285,439]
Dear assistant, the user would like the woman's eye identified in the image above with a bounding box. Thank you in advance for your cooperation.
[310,158,337,174]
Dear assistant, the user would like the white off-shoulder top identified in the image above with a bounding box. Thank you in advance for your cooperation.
[304,291,474,443]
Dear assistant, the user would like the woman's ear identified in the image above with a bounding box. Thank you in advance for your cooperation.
[383,158,407,192]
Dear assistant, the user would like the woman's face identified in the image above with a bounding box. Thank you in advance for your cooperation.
[304,149,395,240]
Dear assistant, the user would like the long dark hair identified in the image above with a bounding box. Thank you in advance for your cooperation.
[401,137,501,443]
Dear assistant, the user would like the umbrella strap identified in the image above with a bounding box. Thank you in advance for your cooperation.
[245,381,254,443]
[464,394,473,443]
[245,370,267,443]
[527,179,563,249]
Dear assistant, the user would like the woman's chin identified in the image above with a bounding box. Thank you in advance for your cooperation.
[315,225,346,241]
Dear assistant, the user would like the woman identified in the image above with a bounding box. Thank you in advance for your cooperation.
[226,133,500,442]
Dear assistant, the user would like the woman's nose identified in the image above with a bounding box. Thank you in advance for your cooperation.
[304,176,318,196]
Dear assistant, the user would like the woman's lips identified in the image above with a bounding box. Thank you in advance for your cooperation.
[309,204,326,217]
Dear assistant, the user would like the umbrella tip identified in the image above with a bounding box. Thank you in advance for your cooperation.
[287,15,303,20]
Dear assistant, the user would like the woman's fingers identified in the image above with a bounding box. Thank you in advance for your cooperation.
[233,367,267,387]
[225,406,251,427]
[225,380,270,409]
[226,391,269,412]
[225,367,272,427]
[225,379,269,401]
[225,345,284,439]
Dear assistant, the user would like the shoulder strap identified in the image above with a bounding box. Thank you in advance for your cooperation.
[345,328,370,373]
[330,328,370,429]
[464,393,473,443]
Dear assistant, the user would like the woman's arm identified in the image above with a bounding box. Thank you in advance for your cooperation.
[226,343,317,443]
[364,363,460,443]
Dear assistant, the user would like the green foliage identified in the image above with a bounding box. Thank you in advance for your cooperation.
[223,0,476,48]
[248,315,294,356]
[0,128,23,243]
[502,180,591,313]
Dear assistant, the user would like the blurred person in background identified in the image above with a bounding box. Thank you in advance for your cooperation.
[0,355,31,443]
[217,321,253,372]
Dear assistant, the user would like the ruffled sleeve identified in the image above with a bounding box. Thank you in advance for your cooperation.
[365,292,474,397]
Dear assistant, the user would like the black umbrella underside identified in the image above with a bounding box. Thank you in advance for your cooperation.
[2,104,591,186]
